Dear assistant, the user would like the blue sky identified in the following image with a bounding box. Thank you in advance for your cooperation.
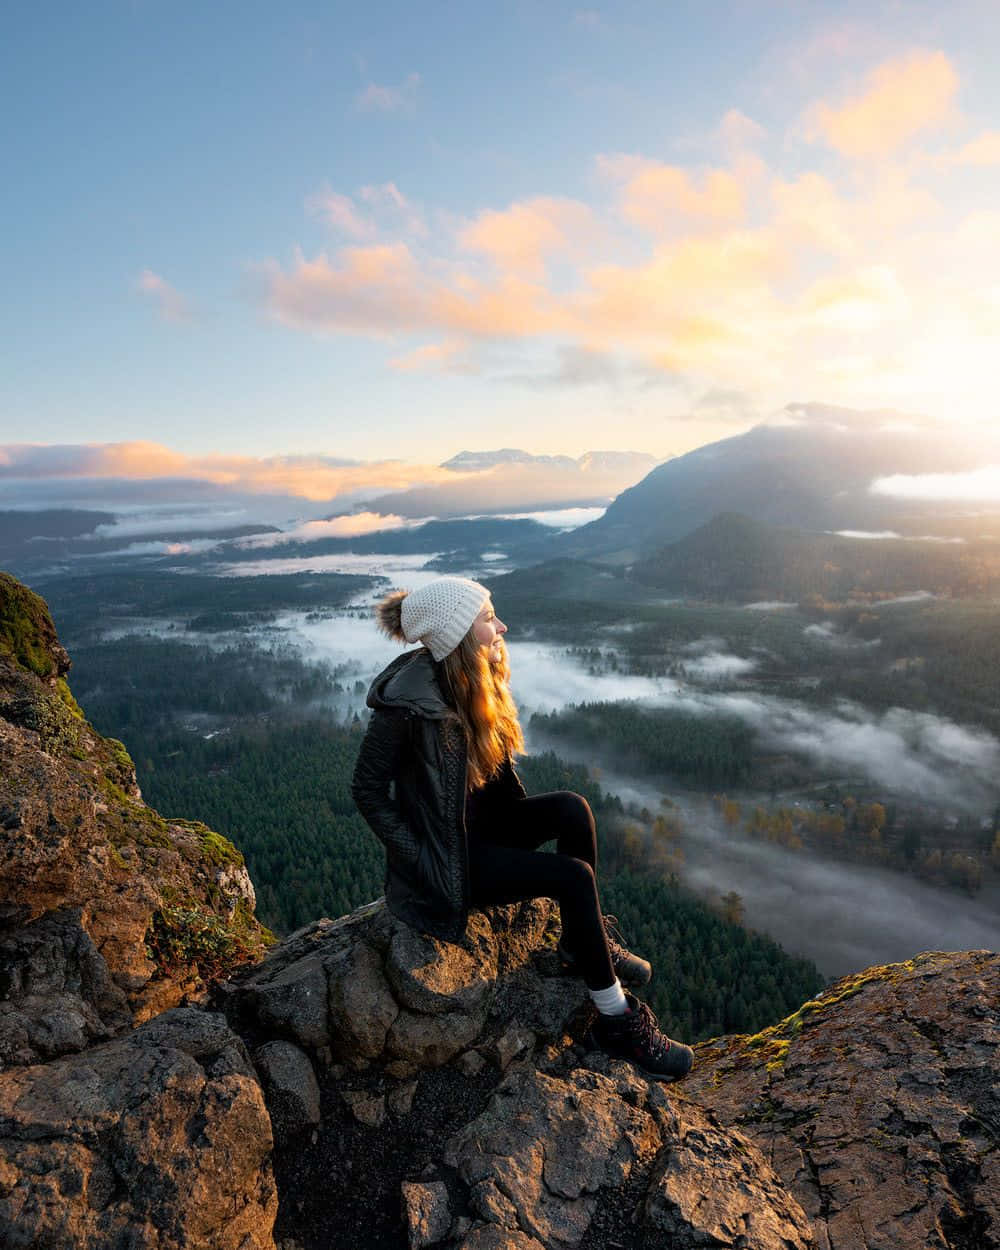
[3,0,1000,490]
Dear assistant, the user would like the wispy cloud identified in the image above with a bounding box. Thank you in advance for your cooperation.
[355,72,421,114]
[0,442,451,502]
[952,131,1000,166]
[305,187,376,239]
[871,466,1000,502]
[387,340,476,373]
[234,511,413,546]
[136,269,192,322]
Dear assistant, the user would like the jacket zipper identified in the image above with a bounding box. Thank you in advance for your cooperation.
[457,734,470,913]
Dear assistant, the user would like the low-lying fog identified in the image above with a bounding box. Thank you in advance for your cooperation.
[575,759,1000,980]
[97,545,1000,981]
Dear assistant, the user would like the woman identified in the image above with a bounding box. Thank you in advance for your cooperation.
[350,575,693,1081]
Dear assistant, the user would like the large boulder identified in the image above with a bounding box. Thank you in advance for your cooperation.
[0,572,276,1037]
[0,1007,277,1250]
[0,905,132,1068]
[444,1059,813,1249]
[684,949,1000,1250]
[222,896,569,1070]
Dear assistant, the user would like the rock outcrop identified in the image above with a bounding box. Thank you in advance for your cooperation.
[0,1007,277,1249]
[684,949,1000,1250]
[217,895,999,1250]
[0,571,275,1052]
[2,568,998,1250]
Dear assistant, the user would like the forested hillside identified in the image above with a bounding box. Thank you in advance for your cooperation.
[132,721,824,1040]
[51,623,826,1043]
[629,512,1000,602]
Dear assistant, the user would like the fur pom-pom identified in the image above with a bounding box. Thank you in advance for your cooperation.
[373,588,410,644]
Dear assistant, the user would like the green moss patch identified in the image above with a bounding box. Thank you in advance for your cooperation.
[0,573,63,678]
[55,677,86,720]
[735,956,925,1075]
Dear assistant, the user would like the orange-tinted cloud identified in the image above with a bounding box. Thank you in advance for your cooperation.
[953,131,1000,165]
[458,196,595,278]
[800,265,910,332]
[264,243,427,335]
[0,442,459,502]
[0,443,660,512]
[597,155,746,233]
[247,45,1000,419]
[807,50,958,158]
[387,340,476,373]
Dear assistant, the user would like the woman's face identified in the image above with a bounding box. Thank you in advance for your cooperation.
[471,601,507,660]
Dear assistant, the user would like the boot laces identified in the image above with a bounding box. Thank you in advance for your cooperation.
[602,914,631,963]
[630,1000,671,1060]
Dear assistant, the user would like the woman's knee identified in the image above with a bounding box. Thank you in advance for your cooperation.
[553,791,595,831]
[561,854,597,894]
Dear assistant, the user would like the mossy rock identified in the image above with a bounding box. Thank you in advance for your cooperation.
[1,687,86,757]
[739,955,925,1073]
[102,736,137,787]
[144,895,276,984]
[164,817,245,868]
[0,573,68,679]
[55,677,86,721]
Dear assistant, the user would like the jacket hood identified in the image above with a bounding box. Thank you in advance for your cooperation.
[365,647,455,719]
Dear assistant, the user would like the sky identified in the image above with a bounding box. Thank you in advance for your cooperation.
[3,0,1000,501]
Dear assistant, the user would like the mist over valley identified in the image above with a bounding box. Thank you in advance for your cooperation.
[7,411,999,991]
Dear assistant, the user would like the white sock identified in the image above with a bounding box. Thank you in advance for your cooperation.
[589,979,628,1015]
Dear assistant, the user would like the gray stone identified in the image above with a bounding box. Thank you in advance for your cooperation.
[401,1180,451,1249]
[455,1225,547,1250]
[456,1048,487,1077]
[241,953,331,1051]
[342,1089,387,1127]
[492,1022,535,1071]
[643,1101,814,1249]
[0,905,132,1066]
[388,1079,419,1117]
[326,939,399,1060]
[0,1009,277,1249]
[385,912,498,1016]
[445,1064,662,1246]
[387,1008,482,1067]
[254,1040,321,1140]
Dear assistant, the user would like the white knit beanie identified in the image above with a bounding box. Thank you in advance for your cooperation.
[401,577,491,661]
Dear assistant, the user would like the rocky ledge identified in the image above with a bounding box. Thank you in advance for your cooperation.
[0,571,275,1059]
[2,568,998,1250]
[212,899,999,1250]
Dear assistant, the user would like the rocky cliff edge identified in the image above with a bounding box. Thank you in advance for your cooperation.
[1,570,997,1250]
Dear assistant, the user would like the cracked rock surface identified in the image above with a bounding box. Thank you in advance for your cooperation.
[0,1007,277,1250]
[3,571,998,1250]
[683,950,1000,1250]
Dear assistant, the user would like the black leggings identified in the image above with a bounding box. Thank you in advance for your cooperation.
[466,790,615,991]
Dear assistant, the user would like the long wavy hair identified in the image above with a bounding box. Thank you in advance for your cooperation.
[374,588,526,790]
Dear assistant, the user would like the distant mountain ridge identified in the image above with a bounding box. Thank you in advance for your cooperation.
[545,404,993,565]
[440,447,664,474]
[362,447,661,519]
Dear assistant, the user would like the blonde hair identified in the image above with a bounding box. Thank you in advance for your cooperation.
[374,588,525,790]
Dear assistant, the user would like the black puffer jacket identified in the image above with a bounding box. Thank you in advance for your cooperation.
[350,647,527,941]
